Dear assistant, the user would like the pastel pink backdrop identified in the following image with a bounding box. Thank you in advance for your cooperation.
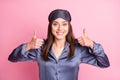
[0,0,120,80]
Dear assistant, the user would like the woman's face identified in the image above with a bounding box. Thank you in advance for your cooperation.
[51,18,69,40]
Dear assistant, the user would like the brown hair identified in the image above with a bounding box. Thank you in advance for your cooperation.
[41,21,76,61]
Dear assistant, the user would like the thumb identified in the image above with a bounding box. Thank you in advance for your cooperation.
[33,31,37,39]
[83,28,87,37]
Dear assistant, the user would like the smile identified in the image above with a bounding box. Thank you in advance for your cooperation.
[56,32,64,35]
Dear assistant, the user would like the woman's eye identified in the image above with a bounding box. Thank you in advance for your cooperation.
[62,23,67,26]
[53,23,58,26]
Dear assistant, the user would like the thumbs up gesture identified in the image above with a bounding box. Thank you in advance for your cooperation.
[26,32,44,51]
[77,29,94,49]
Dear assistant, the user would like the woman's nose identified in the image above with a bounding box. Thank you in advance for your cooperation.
[58,25,63,30]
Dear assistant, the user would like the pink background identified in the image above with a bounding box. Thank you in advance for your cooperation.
[0,0,120,80]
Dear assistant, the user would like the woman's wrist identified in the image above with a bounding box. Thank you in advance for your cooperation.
[26,42,31,51]
[89,40,94,49]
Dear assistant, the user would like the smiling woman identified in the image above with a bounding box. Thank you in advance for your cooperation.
[51,18,69,60]
[51,18,69,41]
[8,9,110,80]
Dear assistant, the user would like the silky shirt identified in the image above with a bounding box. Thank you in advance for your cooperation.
[8,40,110,80]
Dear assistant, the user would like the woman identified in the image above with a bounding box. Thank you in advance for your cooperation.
[8,9,110,80]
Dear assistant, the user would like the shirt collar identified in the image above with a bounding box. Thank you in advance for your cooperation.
[48,42,70,60]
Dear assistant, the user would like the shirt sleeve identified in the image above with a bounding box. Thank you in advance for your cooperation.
[8,44,41,62]
[80,42,110,68]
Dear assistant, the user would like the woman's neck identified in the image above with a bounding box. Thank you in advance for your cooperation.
[53,39,66,48]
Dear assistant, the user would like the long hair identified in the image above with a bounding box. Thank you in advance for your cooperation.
[41,21,76,61]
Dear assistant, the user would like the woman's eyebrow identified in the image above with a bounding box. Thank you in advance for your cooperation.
[52,21,58,23]
[62,21,67,23]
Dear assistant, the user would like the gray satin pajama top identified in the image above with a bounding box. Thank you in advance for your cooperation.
[8,40,110,80]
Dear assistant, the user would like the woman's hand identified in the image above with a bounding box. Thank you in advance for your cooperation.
[26,32,44,51]
[77,29,94,49]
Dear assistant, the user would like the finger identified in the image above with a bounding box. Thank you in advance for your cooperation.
[36,41,43,45]
[37,39,44,42]
[83,28,87,37]
[36,39,44,44]
[78,40,85,46]
[77,36,82,41]
[35,39,44,45]
[33,31,37,39]
[77,37,84,45]
[34,43,42,49]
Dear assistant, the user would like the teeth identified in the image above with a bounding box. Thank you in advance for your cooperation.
[57,32,64,35]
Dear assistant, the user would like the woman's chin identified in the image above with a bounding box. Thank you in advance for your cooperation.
[55,37,65,40]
